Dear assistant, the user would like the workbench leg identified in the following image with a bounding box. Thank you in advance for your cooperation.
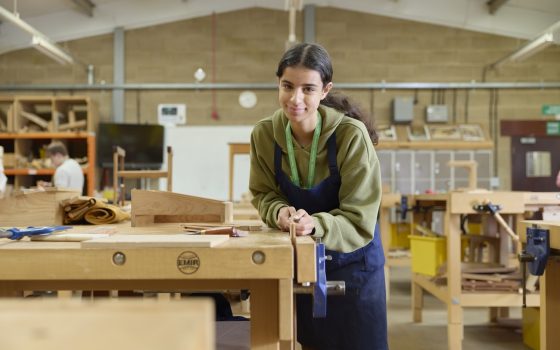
[542,257,560,350]
[488,307,509,323]
[447,320,463,350]
[412,279,423,323]
[251,279,293,350]
[447,213,463,350]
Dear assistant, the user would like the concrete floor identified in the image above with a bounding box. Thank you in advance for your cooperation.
[387,266,531,350]
[219,266,532,349]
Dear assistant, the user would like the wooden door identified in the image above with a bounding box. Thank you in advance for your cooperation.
[511,136,560,191]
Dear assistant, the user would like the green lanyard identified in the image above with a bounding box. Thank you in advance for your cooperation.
[285,113,322,189]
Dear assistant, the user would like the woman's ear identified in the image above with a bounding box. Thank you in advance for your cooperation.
[321,82,333,99]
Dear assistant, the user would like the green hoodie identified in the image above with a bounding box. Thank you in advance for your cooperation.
[249,105,382,252]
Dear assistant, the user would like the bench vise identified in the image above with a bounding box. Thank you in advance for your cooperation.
[518,226,550,307]
[290,222,345,318]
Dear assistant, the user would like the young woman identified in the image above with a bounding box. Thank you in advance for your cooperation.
[249,43,388,350]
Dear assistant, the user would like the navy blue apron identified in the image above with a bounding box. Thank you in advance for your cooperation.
[274,133,388,350]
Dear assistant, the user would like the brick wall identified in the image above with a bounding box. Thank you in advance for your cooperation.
[0,7,559,189]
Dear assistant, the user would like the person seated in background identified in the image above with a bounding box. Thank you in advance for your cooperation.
[37,141,84,193]
[556,169,560,189]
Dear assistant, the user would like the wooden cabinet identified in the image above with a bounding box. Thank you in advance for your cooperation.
[0,132,96,196]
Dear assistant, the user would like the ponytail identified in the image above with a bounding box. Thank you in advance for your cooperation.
[322,92,378,145]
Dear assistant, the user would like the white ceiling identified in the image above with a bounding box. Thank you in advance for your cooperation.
[0,0,559,54]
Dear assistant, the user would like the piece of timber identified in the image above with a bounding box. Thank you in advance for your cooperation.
[0,188,80,226]
[58,120,87,131]
[131,189,233,226]
[81,234,229,248]
[20,110,49,129]
[448,191,526,214]
[0,299,214,350]
[294,235,316,284]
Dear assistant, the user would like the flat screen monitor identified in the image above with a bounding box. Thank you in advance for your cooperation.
[97,123,165,169]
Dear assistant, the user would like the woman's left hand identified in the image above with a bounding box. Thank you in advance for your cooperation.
[292,209,315,236]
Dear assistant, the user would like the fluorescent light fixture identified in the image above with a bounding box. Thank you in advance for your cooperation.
[508,32,556,62]
[490,21,560,69]
[0,5,76,65]
[31,36,74,65]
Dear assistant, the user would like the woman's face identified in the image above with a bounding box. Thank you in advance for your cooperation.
[278,66,332,125]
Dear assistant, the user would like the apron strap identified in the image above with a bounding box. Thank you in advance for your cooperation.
[326,133,339,176]
[274,142,283,184]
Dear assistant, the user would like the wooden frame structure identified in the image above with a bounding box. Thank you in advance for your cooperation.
[113,146,173,205]
[1,299,214,350]
[228,142,250,201]
[0,223,317,350]
[411,191,560,350]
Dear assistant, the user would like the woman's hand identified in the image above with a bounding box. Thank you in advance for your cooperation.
[277,207,315,236]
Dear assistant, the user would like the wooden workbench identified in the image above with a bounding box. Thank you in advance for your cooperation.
[410,191,560,350]
[520,220,560,350]
[0,224,314,350]
[0,298,215,350]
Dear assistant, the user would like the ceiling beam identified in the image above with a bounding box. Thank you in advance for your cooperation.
[487,0,509,15]
[71,0,95,17]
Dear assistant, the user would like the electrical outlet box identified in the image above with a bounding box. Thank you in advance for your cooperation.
[393,97,414,123]
[426,105,448,123]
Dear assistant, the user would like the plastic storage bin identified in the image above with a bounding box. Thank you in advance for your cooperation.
[409,235,446,276]
[409,235,469,276]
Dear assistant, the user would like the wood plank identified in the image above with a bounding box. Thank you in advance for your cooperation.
[81,234,229,248]
[118,170,169,179]
[131,189,233,226]
[449,191,526,214]
[58,120,87,131]
[0,299,214,350]
[523,192,560,205]
[31,233,110,242]
[20,110,49,129]
[295,236,316,283]
[250,280,281,350]
[0,132,91,139]
[0,189,80,226]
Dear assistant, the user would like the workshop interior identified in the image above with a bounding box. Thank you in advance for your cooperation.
[0,1,560,350]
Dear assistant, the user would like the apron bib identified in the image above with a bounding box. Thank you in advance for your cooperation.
[274,133,388,350]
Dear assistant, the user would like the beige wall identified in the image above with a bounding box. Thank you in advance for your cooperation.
[0,7,559,189]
